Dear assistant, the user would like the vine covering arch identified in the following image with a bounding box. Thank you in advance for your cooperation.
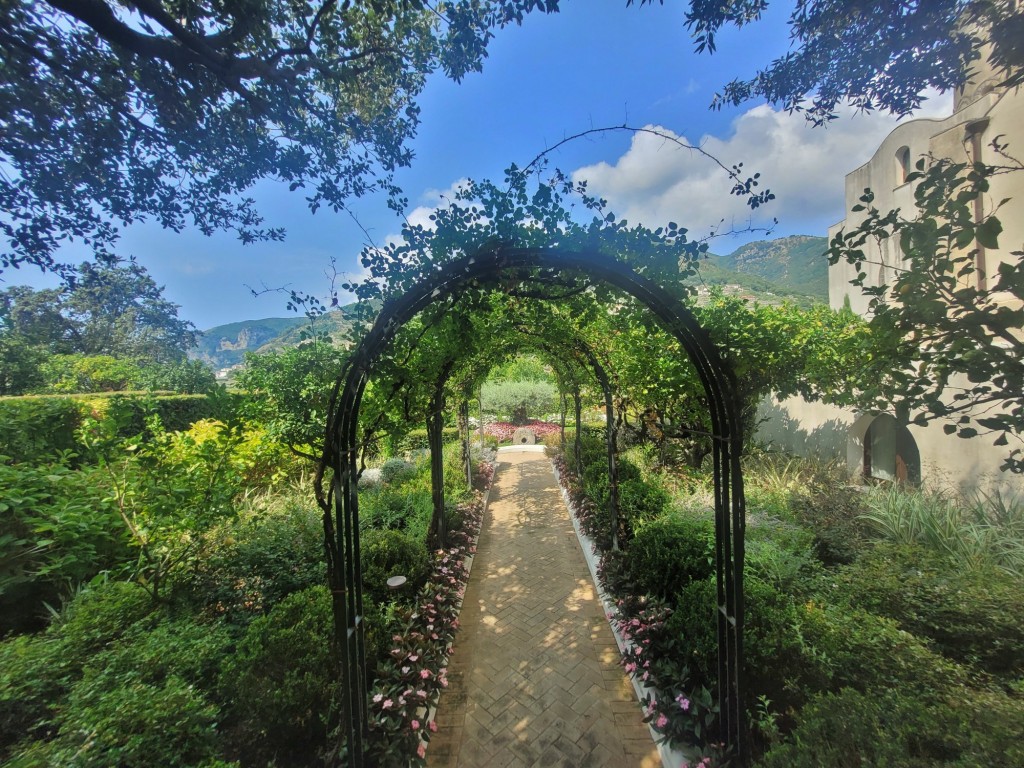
[324,243,747,765]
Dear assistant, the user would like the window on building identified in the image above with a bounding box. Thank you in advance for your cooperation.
[895,145,912,184]
[965,119,990,291]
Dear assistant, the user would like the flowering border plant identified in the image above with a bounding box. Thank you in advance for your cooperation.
[611,594,719,750]
[364,461,491,766]
[552,448,722,766]
[483,419,560,443]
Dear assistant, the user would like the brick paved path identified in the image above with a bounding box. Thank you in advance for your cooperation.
[427,449,661,768]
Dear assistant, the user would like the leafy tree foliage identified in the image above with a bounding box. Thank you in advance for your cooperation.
[481,379,558,424]
[0,0,559,277]
[41,354,144,394]
[0,334,46,395]
[237,341,348,461]
[1,254,198,362]
[828,153,1024,471]
[61,254,199,361]
[598,290,866,467]
[0,254,210,393]
[633,0,1024,123]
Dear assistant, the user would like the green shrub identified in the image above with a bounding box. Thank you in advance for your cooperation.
[13,616,235,767]
[137,359,216,394]
[443,439,470,500]
[219,585,335,766]
[28,674,225,768]
[579,453,670,547]
[379,457,414,485]
[50,579,155,656]
[664,575,808,718]
[92,615,233,691]
[360,529,430,606]
[758,686,1024,768]
[393,426,459,453]
[0,634,67,755]
[618,476,672,529]
[825,543,1024,677]
[0,461,128,634]
[0,393,232,466]
[359,485,434,540]
[0,396,84,464]
[663,576,718,689]
[794,600,965,697]
[188,493,326,623]
[627,514,715,601]
[0,581,155,758]
[745,519,820,595]
[99,393,226,436]
[481,379,557,424]
[41,354,142,393]
[788,480,869,565]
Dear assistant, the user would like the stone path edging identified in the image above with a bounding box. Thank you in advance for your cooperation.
[551,459,697,768]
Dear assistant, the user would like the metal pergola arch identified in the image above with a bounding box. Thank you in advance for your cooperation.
[324,245,747,765]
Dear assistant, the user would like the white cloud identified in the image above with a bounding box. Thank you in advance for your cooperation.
[571,93,953,240]
[388,178,472,246]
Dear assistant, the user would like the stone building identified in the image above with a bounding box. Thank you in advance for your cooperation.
[757,45,1024,495]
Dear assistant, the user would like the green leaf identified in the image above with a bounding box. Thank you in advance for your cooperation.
[975,217,1002,250]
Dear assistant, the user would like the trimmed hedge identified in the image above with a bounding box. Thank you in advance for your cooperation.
[0,393,242,464]
[394,426,460,453]
[823,543,1024,678]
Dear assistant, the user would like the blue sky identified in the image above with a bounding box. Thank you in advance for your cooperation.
[15,1,952,330]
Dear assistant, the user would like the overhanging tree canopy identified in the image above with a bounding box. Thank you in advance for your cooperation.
[0,0,558,277]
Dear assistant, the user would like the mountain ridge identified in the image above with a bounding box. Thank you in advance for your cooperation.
[192,235,830,370]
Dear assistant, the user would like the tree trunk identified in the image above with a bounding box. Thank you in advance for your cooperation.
[573,386,583,479]
[603,381,620,551]
[560,390,566,449]
[459,398,472,488]
[427,383,446,549]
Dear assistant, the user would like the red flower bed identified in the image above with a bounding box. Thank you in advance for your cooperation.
[482,419,561,443]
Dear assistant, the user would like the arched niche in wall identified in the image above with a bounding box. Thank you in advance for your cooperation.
[848,412,921,485]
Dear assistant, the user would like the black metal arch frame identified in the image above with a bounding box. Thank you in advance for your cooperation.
[325,245,746,765]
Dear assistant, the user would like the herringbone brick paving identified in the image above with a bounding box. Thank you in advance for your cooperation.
[427,449,661,767]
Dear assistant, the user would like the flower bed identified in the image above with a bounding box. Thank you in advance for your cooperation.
[365,461,492,765]
[482,419,560,443]
[551,451,716,767]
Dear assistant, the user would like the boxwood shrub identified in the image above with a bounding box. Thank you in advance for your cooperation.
[822,543,1024,678]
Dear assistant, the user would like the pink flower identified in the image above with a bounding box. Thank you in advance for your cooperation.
[676,694,690,711]
[656,714,668,729]
[420,669,431,679]
[429,721,438,732]
[372,693,383,703]
[382,699,393,710]
[417,743,426,758]
[411,719,420,731]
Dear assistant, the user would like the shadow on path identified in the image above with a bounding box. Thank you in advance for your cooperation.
[426,450,661,768]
